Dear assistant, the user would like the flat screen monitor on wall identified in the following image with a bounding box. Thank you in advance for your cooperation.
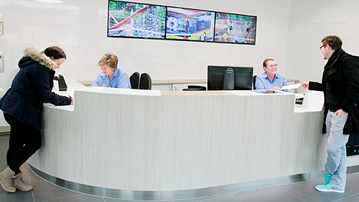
[107,1,257,45]
[214,12,257,44]
[166,7,215,42]
[108,1,166,39]
[207,66,253,90]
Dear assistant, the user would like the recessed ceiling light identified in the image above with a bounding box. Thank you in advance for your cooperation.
[35,0,63,3]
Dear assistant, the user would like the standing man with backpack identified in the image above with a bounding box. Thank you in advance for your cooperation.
[301,35,359,193]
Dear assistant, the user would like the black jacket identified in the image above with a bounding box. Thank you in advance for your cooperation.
[309,49,359,134]
[0,48,71,129]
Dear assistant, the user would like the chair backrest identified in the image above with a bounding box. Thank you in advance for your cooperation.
[252,75,257,90]
[139,73,152,90]
[130,72,140,89]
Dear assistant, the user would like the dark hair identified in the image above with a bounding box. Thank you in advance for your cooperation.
[43,46,66,59]
[263,58,274,67]
[321,35,342,50]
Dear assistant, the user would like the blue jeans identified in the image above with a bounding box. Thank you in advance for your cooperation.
[324,110,349,189]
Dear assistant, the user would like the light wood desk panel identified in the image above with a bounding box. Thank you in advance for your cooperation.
[28,86,359,192]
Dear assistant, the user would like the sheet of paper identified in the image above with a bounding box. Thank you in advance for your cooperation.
[281,83,301,90]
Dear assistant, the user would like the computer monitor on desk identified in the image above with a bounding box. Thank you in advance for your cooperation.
[207,66,253,90]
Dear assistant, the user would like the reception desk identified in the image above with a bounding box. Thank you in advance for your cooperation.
[28,82,359,200]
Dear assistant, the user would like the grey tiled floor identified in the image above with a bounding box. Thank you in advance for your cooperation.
[1,134,359,202]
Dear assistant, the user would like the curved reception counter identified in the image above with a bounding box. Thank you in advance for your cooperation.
[28,83,359,200]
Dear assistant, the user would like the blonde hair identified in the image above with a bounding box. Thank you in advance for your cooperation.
[98,53,118,69]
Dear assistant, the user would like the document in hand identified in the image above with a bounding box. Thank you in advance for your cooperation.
[281,83,301,90]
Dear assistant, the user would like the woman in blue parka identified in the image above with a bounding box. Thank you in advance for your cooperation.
[0,46,73,193]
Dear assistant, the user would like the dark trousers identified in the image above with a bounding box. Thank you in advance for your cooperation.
[3,113,42,174]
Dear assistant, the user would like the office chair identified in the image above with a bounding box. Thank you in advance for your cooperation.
[130,72,140,89]
[139,73,152,90]
[253,75,257,90]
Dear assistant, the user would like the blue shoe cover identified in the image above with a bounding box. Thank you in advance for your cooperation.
[315,184,344,193]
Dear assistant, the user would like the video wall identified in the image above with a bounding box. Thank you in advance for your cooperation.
[107,1,257,45]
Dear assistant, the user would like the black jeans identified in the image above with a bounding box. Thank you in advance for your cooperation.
[3,113,42,174]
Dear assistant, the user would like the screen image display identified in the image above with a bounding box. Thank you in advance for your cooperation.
[166,7,215,42]
[207,66,253,90]
[108,1,166,39]
[214,13,256,44]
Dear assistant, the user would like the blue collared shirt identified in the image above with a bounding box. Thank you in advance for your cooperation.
[91,68,131,89]
[255,72,288,92]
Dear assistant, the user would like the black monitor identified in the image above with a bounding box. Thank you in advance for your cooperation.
[207,65,253,90]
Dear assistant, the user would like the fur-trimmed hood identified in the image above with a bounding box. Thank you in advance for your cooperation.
[19,48,56,70]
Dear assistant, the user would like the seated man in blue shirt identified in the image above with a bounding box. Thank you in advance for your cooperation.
[255,58,288,92]
[91,53,131,89]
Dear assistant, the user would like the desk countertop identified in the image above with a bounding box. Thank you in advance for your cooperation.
[78,78,299,86]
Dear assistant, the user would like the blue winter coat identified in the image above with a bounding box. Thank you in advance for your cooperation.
[0,48,72,129]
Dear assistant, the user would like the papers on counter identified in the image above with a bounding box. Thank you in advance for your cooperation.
[281,83,301,90]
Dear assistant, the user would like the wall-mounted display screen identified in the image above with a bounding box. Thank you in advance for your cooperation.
[214,13,257,44]
[166,7,215,42]
[108,1,166,39]
[107,1,257,45]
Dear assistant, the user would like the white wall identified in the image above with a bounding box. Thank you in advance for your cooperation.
[1,0,358,128]
[0,0,291,84]
[286,0,359,93]
[0,0,292,127]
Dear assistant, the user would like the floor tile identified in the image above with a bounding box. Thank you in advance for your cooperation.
[0,189,34,202]
[335,196,359,202]
[28,166,86,202]
[103,197,171,202]
[204,187,305,202]
[38,194,106,202]
[283,176,359,202]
